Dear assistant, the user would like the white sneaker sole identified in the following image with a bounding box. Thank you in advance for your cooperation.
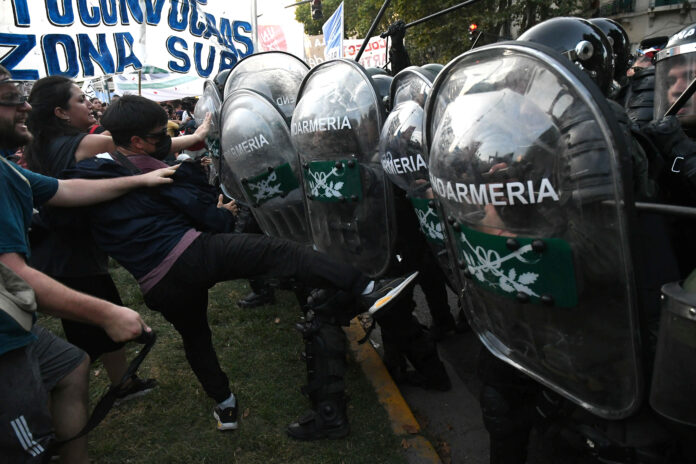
[213,410,238,431]
[368,271,419,315]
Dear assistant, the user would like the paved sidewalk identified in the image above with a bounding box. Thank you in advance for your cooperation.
[348,285,489,464]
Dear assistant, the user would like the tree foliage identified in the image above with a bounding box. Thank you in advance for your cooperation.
[294,0,582,65]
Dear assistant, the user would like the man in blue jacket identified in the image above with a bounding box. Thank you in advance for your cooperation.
[66,95,418,439]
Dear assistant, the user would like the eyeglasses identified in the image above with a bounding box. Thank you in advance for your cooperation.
[0,92,28,106]
[0,77,29,106]
[140,129,168,141]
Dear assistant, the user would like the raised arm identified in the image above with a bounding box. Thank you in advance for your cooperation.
[170,112,211,153]
[47,164,179,207]
[0,253,148,343]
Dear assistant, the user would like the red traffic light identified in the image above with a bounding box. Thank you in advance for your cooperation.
[469,23,478,33]
[311,0,323,20]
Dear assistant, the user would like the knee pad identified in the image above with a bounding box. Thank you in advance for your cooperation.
[296,316,347,406]
[305,288,356,325]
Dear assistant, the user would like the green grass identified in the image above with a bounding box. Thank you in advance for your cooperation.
[39,266,408,463]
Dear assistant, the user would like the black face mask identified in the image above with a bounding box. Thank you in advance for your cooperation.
[150,134,172,160]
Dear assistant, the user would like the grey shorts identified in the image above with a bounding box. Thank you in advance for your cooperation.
[27,325,87,390]
[0,325,86,463]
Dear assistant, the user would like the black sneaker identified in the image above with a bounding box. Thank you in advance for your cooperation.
[359,272,419,316]
[237,290,275,308]
[114,376,157,405]
[213,399,238,431]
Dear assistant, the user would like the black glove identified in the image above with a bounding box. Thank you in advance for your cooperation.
[642,116,696,163]
[643,116,696,201]
[382,20,407,48]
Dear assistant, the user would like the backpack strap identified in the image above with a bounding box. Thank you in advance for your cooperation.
[109,150,142,175]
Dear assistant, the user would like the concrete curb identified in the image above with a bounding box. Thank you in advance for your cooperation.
[344,319,443,464]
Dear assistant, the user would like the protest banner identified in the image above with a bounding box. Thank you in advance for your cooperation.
[258,24,287,52]
[304,34,388,69]
[0,0,255,80]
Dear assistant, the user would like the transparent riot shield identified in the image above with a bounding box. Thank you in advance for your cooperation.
[219,89,310,244]
[425,41,642,419]
[223,51,309,122]
[379,66,459,292]
[291,59,395,278]
[194,79,223,186]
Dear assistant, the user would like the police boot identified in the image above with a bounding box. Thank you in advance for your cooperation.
[288,309,350,440]
[379,307,451,391]
[286,394,349,440]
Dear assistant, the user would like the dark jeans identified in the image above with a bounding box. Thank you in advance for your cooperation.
[143,232,366,403]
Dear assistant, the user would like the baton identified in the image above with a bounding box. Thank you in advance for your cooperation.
[603,200,696,218]
[380,0,484,38]
[356,0,392,62]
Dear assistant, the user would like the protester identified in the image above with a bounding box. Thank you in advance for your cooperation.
[0,65,177,463]
[65,94,418,437]
[22,75,211,397]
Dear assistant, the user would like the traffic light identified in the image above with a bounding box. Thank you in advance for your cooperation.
[311,0,323,20]
[468,23,478,40]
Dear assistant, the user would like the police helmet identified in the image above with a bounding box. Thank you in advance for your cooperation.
[223,51,309,122]
[589,18,631,80]
[389,66,438,110]
[214,69,231,95]
[654,22,696,128]
[371,73,394,111]
[518,17,614,95]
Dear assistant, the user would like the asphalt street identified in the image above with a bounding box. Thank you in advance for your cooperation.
[367,285,489,464]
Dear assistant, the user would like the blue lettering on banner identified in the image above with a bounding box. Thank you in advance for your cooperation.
[78,0,101,26]
[145,0,167,25]
[168,0,189,31]
[100,0,118,25]
[78,33,115,76]
[219,18,234,49]
[0,33,38,79]
[114,32,142,72]
[219,50,237,71]
[119,0,143,25]
[167,36,190,72]
[46,0,75,26]
[203,13,223,46]
[42,34,79,77]
[189,0,205,36]
[193,42,214,77]
[233,21,253,58]
[11,0,31,27]
[3,0,255,79]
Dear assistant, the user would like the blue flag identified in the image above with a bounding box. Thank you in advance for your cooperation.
[322,2,344,59]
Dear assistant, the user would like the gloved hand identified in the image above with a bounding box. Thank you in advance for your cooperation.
[642,116,696,163]
[382,20,407,47]
[643,116,696,199]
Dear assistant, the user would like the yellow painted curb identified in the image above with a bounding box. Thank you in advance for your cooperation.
[345,319,443,464]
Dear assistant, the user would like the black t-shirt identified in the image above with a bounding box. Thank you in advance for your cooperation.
[28,133,110,277]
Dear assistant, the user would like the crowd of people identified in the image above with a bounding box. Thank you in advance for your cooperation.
[0,62,420,461]
[1,12,696,464]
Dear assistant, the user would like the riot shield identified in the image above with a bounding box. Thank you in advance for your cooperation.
[194,79,223,187]
[426,41,642,419]
[291,59,395,278]
[219,89,310,244]
[217,51,308,206]
[223,51,309,122]
[379,67,459,291]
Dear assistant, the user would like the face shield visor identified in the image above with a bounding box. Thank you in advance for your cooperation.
[655,48,696,129]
